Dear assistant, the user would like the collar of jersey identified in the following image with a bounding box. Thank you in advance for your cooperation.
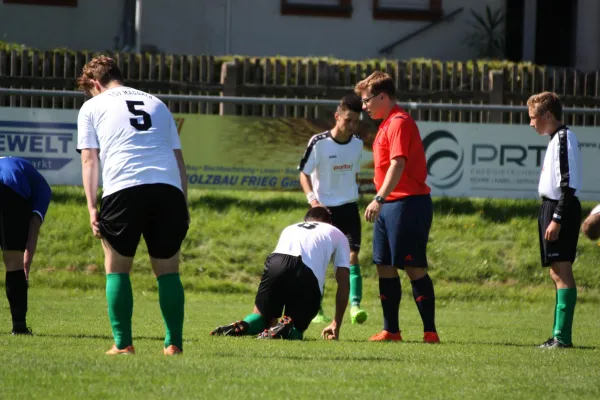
[549,124,568,140]
[328,131,353,145]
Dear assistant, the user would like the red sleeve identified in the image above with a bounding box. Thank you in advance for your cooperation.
[387,117,414,160]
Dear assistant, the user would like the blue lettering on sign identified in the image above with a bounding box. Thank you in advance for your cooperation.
[0,120,77,171]
[187,174,240,186]
[0,131,72,153]
[20,157,72,171]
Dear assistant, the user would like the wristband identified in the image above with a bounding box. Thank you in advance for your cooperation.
[307,192,317,204]
[374,195,385,204]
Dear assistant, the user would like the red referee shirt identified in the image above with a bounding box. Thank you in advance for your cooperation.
[372,105,430,201]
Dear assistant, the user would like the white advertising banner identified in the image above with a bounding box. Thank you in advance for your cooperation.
[419,122,600,201]
[0,107,81,185]
[1,107,599,201]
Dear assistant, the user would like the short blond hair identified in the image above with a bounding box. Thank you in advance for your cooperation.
[527,91,562,120]
[582,213,600,241]
[354,71,396,99]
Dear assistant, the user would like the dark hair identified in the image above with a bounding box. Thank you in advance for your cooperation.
[354,71,396,99]
[304,207,332,224]
[338,94,363,114]
[527,91,563,121]
[77,56,124,94]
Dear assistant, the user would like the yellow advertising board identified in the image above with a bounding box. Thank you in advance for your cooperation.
[174,114,377,193]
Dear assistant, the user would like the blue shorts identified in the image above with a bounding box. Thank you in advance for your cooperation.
[373,194,433,269]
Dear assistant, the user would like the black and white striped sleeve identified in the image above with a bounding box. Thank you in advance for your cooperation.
[297,135,322,174]
[553,129,576,223]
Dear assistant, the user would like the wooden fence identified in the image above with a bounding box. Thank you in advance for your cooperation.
[2,50,600,125]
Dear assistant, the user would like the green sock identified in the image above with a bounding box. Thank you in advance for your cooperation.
[106,273,133,349]
[287,326,303,340]
[157,273,185,349]
[242,313,266,335]
[349,264,362,307]
[553,288,577,345]
[551,290,557,331]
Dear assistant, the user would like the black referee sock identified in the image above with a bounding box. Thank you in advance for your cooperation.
[5,270,28,328]
[379,277,401,334]
[411,274,436,333]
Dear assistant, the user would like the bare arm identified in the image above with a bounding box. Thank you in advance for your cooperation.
[174,149,190,224]
[23,214,42,280]
[299,172,321,207]
[376,157,406,199]
[174,149,188,203]
[81,149,99,211]
[81,149,101,238]
[321,267,350,340]
[365,157,406,223]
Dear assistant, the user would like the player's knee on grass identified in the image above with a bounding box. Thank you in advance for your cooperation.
[582,213,600,241]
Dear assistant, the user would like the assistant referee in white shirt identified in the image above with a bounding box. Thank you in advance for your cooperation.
[528,91,582,349]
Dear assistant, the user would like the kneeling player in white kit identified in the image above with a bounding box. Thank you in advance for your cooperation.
[210,207,350,340]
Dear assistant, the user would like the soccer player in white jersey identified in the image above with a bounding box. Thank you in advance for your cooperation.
[582,204,600,241]
[210,207,350,340]
[528,91,583,349]
[297,95,368,325]
[76,56,189,356]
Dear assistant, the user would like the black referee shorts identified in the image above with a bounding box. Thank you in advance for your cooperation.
[328,201,361,252]
[99,183,189,259]
[0,183,31,252]
[254,253,322,333]
[538,197,582,267]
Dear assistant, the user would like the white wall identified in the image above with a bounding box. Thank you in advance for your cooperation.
[140,0,506,60]
[2,0,509,62]
[574,0,600,71]
[0,0,123,51]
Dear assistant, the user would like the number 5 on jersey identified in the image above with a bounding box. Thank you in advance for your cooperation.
[126,100,153,131]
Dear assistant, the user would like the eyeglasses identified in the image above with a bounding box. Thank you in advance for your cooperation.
[361,93,378,105]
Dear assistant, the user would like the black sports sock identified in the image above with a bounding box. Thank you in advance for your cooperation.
[379,277,401,333]
[6,270,28,328]
[411,274,436,332]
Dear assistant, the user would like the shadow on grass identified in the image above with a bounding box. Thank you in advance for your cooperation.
[31,333,165,341]
[433,339,598,351]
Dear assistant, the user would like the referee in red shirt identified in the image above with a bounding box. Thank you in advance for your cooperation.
[355,71,439,343]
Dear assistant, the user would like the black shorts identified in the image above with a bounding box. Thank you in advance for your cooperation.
[99,183,189,259]
[0,183,31,252]
[254,253,322,333]
[373,194,433,269]
[538,197,582,267]
[328,202,361,252]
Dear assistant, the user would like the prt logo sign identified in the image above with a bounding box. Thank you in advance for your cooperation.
[422,130,464,190]
[0,120,76,170]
